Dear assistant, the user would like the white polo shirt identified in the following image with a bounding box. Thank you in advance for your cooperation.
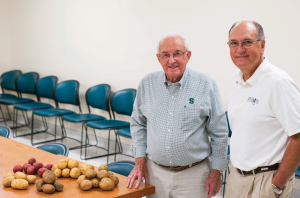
[228,57,300,171]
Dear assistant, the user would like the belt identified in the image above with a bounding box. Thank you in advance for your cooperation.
[237,163,280,176]
[154,158,206,172]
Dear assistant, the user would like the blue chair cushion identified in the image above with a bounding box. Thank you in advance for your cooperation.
[107,163,135,177]
[14,102,53,111]
[62,114,105,123]
[87,120,130,130]
[0,98,35,105]
[296,166,300,178]
[117,128,131,138]
[0,94,17,99]
[0,127,9,138]
[37,144,67,156]
[34,108,75,117]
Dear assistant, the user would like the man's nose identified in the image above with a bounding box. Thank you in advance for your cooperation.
[168,55,176,64]
[236,44,246,53]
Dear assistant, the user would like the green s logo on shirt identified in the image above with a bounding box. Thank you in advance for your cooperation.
[189,98,194,104]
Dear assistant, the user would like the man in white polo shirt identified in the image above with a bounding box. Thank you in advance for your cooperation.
[226,20,300,198]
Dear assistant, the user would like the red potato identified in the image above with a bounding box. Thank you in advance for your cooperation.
[38,168,48,176]
[13,165,23,173]
[28,158,36,165]
[33,162,43,170]
[45,164,54,170]
[26,166,36,175]
[23,163,31,173]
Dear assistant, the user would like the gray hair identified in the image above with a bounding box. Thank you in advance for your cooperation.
[228,21,265,40]
[157,32,189,54]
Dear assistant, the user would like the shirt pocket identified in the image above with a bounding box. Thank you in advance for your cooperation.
[181,106,201,131]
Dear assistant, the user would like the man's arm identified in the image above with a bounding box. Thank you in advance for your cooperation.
[272,132,300,197]
[126,157,149,188]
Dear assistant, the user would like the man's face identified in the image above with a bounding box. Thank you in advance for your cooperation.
[156,37,191,82]
[229,22,265,71]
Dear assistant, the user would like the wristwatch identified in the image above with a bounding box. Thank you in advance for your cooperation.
[272,184,283,195]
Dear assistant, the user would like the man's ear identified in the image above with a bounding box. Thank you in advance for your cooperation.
[186,51,191,62]
[156,54,161,62]
[260,40,265,54]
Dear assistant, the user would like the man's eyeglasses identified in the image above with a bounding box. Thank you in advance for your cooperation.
[227,39,261,49]
[159,50,187,61]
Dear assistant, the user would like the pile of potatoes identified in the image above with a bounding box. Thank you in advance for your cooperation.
[36,170,63,194]
[77,164,119,191]
[51,158,81,179]
[2,172,36,189]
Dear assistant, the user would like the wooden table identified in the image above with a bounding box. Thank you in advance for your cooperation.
[0,137,155,197]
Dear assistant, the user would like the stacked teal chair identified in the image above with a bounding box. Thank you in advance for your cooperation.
[37,143,69,156]
[107,160,135,177]
[0,70,22,124]
[85,88,136,163]
[296,166,300,179]
[0,72,39,128]
[0,126,12,138]
[31,80,81,146]
[13,76,58,138]
[62,84,111,158]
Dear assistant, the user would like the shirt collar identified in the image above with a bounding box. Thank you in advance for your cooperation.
[163,68,189,88]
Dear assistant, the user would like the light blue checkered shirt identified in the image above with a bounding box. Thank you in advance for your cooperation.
[131,68,228,170]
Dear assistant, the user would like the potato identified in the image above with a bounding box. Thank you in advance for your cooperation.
[80,164,94,175]
[62,168,70,178]
[53,180,63,192]
[2,176,15,187]
[43,170,56,184]
[27,175,37,184]
[97,170,109,180]
[15,172,27,180]
[51,164,58,172]
[42,184,55,194]
[77,175,86,186]
[36,179,44,192]
[108,171,114,176]
[91,178,100,188]
[13,165,23,173]
[65,158,71,163]
[54,168,62,178]
[78,164,82,173]
[70,167,81,179]
[80,180,93,191]
[3,172,14,179]
[109,175,119,186]
[85,169,97,179]
[99,178,115,191]
[11,179,29,190]
[58,159,68,169]
[68,159,79,169]
[98,164,109,172]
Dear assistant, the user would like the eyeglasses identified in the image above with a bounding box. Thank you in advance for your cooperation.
[227,39,261,49]
[158,50,187,61]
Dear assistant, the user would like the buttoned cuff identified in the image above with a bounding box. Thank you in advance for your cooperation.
[211,156,229,171]
[132,144,147,158]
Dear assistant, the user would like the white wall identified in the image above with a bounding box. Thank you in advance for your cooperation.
[2,0,300,143]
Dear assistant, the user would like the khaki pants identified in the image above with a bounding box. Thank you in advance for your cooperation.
[147,158,211,198]
[226,165,294,198]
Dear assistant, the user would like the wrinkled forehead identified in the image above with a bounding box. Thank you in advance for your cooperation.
[229,22,258,41]
[158,37,186,53]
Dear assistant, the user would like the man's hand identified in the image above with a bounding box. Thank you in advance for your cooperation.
[126,157,149,189]
[206,169,222,198]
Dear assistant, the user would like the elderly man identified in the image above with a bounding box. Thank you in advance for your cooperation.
[226,21,300,198]
[126,33,228,198]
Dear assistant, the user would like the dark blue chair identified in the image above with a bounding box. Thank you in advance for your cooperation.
[13,76,58,138]
[31,80,81,146]
[0,70,22,124]
[62,84,111,158]
[37,143,69,156]
[85,88,136,163]
[0,72,39,128]
[296,166,300,179]
[0,126,12,138]
[107,160,135,177]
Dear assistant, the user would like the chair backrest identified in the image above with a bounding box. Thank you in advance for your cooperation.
[86,84,111,117]
[16,72,39,95]
[37,143,69,156]
[0,126,11,138]
[35,76,58,100]
[0,70,22,92]
[110,89,136,119]
[54,80,80,106]
[107,162,135,177]
[225,111,232,137]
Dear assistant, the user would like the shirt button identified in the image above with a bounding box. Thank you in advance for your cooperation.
[168,129,170,132]
[172,96,174,98]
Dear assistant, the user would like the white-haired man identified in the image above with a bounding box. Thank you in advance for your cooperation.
[126,33,228,198]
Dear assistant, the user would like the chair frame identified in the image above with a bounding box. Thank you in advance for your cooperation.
[222,111,231,198]
[37,142,69,156]
[0,126,12,138]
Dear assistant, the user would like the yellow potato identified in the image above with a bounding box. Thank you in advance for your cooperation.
[109,175,119,186]
[108,171,114,176]
[2,176,15,187]
[99,178,115,191]
[58,159,68,169]
[15,172,27,180]
[80,164,94,175]
[97,170,109,180]
[68,159,79,169]
[98,164,109,172]
[70,167,81,179]
[80,180,93,191]
[54,168,62,178]
[11,179,29,190]
[27,175,37,184]
[85,169,97,179]
[51,164,58,172]
[3,172,14,179]
[62,168,70,178]
[77,175,86,186]
[91,178,100,188]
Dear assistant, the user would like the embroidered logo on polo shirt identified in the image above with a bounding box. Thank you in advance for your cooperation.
[247,97,259,105]
[189,98,194,104]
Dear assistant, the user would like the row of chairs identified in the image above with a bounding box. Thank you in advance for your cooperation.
[0,70,135,163]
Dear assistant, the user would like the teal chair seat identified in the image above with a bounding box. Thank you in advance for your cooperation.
[62,114,105,123]
[87,120,130,130]
[14,103,53,110]
[0,126,11,138]
[0,98,34,105]
[107,163,135,177]
[37,143,69,156]
[117,128,131,138]
[296,166,300,179]
[34,108,75,117]
[0,94,17,99]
